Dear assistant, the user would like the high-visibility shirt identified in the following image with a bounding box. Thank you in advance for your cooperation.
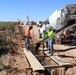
[42,32,48,39]
[25,29,30,37]
[48,30,56,39]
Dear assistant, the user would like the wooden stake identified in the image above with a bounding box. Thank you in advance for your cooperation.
[51,70,55,75]
[61,68,65,75]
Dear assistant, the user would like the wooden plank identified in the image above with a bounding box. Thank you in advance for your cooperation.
[51,56,71,65]
[35,55,49,57]
[44,50,51,56]
[44,65,63,68]
[39,47,48,51]
[43,48,71,66]
[39,47,51,56]
[39,47,72,66]
[23,48,45,71]
[44,63,76,68]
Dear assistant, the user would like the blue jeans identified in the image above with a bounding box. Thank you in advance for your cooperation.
[25,37,30,50]
[48,39,54,55]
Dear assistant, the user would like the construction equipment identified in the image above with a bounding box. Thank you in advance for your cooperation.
[38,4,76,44]
[36,4,76,52]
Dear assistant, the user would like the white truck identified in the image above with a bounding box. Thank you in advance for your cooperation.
[39,4,76,45]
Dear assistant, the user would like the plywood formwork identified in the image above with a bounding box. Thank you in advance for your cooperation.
[39,47,76,66]
[51,56,71,65]
[23,48,45,71]
[44,50,71,66]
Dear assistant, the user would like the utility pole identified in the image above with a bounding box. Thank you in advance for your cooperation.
[26,15,29,25]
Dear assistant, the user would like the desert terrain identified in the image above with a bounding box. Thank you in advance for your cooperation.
[0,24,76,75]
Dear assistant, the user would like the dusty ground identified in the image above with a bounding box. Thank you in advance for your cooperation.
[0,24,76,75]
[0,25,30,75]
[54,45,76,75]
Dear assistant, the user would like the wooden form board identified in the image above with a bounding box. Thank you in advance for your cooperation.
[44,50,51,56]
[39,47,71,66]
[39,47,48,51]
[51,56,71,65]
[44,50,71,65]
[23,48,45,71]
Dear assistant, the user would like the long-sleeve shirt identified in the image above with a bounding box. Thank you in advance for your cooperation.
[42,32,48,39]
[48,30,56,39]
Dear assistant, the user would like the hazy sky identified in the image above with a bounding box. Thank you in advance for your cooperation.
[0,0,76,21]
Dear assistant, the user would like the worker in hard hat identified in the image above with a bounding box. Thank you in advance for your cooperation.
[48,26,56,55]
[25,25,33,50]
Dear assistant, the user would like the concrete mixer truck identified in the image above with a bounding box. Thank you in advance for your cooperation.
[39,4,76,45]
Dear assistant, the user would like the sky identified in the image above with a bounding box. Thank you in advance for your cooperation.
[0,0,76,22]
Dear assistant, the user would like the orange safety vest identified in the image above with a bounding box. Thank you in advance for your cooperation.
[25,29,30,37]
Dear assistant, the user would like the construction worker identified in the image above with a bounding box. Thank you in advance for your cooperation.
[48,26,56,55]
[25,25,33,50]
[42,30,48,48]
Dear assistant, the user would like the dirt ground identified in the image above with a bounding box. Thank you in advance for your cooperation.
[0,24,76,75]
